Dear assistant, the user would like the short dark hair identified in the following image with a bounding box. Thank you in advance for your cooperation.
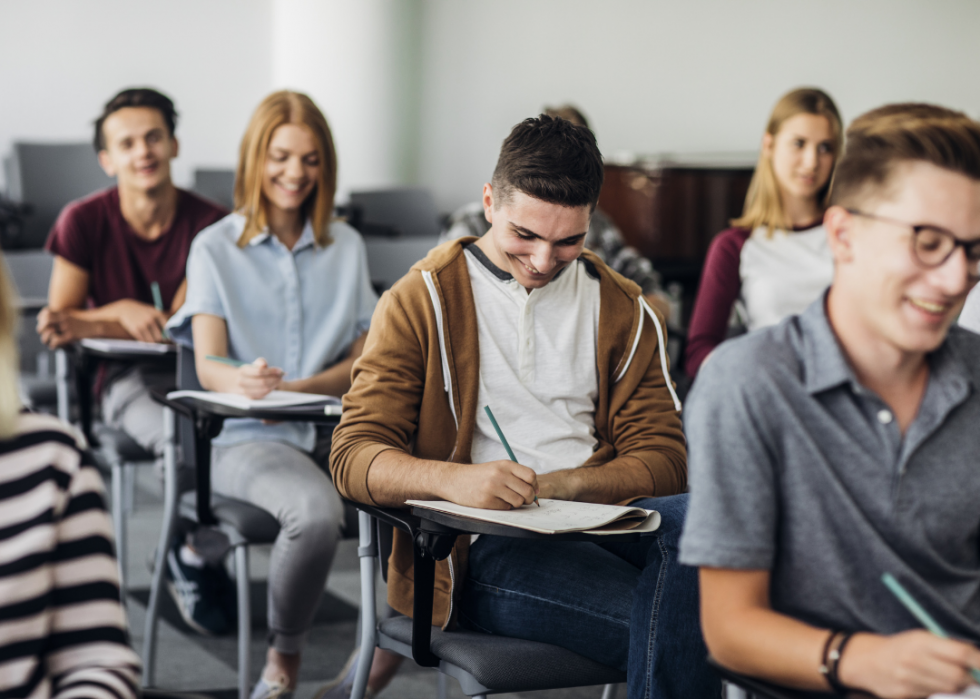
[93,88,178,152]
[491,114,604,211]
[830,102,980,208]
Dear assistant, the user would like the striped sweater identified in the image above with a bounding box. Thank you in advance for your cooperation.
[0,413,140,699]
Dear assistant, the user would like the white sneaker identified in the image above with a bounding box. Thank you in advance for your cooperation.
[313,650,376,699]
[249,674,293,699]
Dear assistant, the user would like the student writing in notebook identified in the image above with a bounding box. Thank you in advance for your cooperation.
[35,87,230,636]
[681,104,980,697]
[167,91,377,699]
[330,115,718,699]
[37,88,226,451]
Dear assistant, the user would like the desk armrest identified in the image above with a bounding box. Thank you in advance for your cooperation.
[707,657,829,699]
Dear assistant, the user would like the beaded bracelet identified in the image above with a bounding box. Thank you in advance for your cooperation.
[819,629,856,695]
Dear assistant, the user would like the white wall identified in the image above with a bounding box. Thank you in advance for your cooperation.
[0,0,272,191]
[270,0,423,201]
[416,0,980,211]
[4,0,980,213]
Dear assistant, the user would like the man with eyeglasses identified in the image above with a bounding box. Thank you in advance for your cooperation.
[680,103,980,698]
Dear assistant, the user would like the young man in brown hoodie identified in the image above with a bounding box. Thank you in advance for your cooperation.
[330,115,718,698]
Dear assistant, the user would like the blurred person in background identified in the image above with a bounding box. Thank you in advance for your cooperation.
[0,251,141,699]
[35,87,232,637]
[684,87,842,378]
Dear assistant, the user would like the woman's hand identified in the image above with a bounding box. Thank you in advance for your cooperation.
[236,358,284,399]
[839,630,980,699]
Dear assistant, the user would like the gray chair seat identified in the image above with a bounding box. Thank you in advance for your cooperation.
[378,615,625,694]
[179,491,280,543]
[93,424,156,463]
[19,374,61,411]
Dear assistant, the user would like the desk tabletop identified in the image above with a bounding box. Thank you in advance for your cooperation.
[162,392,341,425]
[410,505,648,542]
[17,296,47,313]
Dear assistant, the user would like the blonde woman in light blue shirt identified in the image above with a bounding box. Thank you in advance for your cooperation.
[168,91,377,699]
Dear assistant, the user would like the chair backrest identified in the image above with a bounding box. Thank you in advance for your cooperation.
[192,169,235,212]
[348,188,441,239]
[6,143,114,250]
[348,188,442,291]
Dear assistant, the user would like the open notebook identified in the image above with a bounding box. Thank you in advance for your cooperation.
[167,389,342,415]
[406,498,661,535]
[932,688,980,698]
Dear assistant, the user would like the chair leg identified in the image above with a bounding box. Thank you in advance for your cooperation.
[236,545,252,699]
[142,408,177,687]
[437,671,449,699]
[600,683,618,699]
[55,348,69,423]
[351,510,377,699]
[111,462,126,600]
[124,462,136,514]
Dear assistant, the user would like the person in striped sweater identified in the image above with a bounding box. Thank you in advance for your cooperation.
[0,251,141,699]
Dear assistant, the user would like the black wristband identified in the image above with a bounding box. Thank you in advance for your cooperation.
[819,630,842,687]
[827,631,856,695]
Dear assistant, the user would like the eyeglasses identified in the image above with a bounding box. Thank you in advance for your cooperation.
[846,209,980,278]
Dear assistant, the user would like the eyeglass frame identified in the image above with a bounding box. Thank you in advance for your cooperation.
[845,208,980,278]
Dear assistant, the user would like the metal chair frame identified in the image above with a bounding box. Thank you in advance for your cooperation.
[349,503,626,699]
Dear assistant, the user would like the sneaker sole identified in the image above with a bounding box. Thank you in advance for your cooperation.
[166,579,218,637]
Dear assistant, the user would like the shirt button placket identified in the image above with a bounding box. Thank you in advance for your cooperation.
[281,250,301,377]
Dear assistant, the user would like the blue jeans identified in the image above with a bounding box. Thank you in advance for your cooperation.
[458,494,718,699]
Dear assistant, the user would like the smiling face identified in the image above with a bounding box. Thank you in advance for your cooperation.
[261,123,321,216]
[475,185,590,290]
[829,161,980,357]
[97,107,177,193]
[765,112,836,209]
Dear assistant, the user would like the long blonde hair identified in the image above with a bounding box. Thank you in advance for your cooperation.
[732,87,843,233]
[0,252,21,438]
[233,91,338,248]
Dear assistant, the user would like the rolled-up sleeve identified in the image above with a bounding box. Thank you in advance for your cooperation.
[166,236,226,347]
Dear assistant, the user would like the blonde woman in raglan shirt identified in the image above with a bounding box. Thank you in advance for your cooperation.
[685,87,842,377]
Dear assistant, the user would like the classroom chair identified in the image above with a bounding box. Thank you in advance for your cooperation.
[143,345,357,699]
[92,423,156,600]
[142,345,279,699]
[5,142,113,250]
[348,503,625,699]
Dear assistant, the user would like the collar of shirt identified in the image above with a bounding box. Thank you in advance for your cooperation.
[796,294,972,460]
[464,242,570,287]
[247,219,317,253]
[797,293,973,401]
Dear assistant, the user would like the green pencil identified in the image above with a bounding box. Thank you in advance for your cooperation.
[150,281,171,340]
[882,573,980,683]
[150,281,164,311]
[483,405,539,507]
[206,354,248,368]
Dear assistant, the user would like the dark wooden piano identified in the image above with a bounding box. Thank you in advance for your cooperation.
[598,155,756,327]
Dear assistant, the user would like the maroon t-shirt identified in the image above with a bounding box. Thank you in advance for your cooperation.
[45,187,227,309]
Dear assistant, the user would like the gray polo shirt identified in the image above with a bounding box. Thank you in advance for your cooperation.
[680,296,980,640]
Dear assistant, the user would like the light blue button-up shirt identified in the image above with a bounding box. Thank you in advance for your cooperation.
[167,213,377,450]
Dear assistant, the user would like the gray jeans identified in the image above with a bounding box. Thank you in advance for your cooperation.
[101,366,170,459]
[211,428,343,655]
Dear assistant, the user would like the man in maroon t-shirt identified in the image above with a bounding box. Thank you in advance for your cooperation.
[36,88,230,635]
